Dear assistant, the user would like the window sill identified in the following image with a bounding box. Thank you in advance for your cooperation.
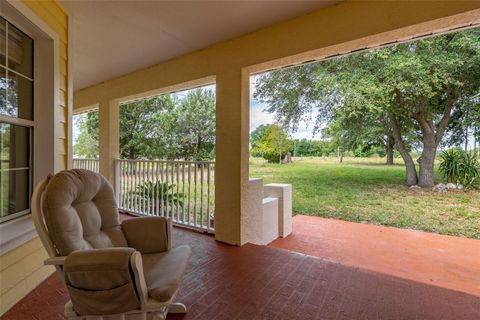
[0,214,37,255]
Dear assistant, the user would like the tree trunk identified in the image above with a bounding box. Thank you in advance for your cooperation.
[417,133,436,187]
[389,114,418,186]
[474,127,478,157]
[415,92,455,187]
[464,126,469,153]
[464,108,469,153]
[386,131,394,166]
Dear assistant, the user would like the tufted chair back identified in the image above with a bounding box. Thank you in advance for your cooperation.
[42,169,127,256]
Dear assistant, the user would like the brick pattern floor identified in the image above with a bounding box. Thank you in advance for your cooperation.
[2,227,480,320]
[270,215,480,296]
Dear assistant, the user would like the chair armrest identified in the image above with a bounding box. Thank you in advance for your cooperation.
[122,216,172,254]
[44,256,67,266]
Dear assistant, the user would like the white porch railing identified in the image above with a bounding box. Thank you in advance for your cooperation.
[72,158,99,173]
[116,159,215,233]
[72,158,215,232]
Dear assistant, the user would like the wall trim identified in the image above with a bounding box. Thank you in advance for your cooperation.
[0,215,37,255]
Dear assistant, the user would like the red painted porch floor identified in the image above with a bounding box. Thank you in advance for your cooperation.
[270,215,480,297]
[2,225,480,320]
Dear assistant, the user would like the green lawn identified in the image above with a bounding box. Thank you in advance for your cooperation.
[250,157,480,239]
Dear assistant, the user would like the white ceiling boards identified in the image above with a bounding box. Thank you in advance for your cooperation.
[62,0,340,91]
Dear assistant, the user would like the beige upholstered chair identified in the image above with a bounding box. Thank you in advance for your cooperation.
[32,169,191,320]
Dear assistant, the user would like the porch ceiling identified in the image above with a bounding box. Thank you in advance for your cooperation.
[62,0,341,91]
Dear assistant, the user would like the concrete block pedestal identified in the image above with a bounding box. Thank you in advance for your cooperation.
[264,183,292,238]
[244,179,292,245]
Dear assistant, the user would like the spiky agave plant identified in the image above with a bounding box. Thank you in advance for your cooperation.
[129,181,184,213]
[457,152,479,189]
[439,149,463,183]
[439,149,479,190]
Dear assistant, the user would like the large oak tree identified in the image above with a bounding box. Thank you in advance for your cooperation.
[254,28,480,187]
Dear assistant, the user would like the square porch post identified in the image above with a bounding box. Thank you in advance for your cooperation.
[215,69,250,245]
[98,99,120,188]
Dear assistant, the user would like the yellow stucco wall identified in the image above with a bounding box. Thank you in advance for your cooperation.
[0,0,68,315]
[74,1,480,245]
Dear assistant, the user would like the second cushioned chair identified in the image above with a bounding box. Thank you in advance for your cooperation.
[32,169,191,320]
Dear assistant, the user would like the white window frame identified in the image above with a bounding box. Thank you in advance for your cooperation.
[0,17,35,224]
[0,0,63,255]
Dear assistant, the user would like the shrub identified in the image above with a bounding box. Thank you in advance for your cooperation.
[128,181,183,212]
[439,149,479,189]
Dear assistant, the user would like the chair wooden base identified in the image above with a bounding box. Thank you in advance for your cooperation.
[65,301,187,320]
[167,302,187,313]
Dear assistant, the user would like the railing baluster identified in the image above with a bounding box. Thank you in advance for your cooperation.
[128,161,132,212]
[142,161,146,215]
[148,161,152,216]
[134,161,139,214]
[176,163,180,224]
[165,162,169,218]
[151,161,155,216]
[194,163,197,227]
[207,163,211,231]
[160,162,164,217]
[200,163,204,229]
[117,161,122,208]
[145,161,149,215]
[171,162,175,222]
[154,161,158,217]
[187,163,191,226]
[182,163,186,224]
[129,161,133,212]
[121,161,125,211]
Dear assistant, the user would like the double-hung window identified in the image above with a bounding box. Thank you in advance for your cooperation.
[0,16,34,223]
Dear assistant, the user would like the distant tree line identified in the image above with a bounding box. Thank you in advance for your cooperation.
[250,124,397,163]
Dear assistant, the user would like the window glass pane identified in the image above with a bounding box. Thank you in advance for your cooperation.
[0,168,29,217]
[7,22,33,79]
[0,123,30,169]
[0,17,5,67]
[4,71,33,120]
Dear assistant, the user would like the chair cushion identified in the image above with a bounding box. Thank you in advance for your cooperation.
[42,169,127,255]
[122,216,170,254]
[142,245,191,302]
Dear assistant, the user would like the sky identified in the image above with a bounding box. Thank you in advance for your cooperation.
[73,79,320,147]
[249,75,321,140]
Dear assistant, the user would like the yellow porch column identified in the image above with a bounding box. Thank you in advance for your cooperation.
[214,69,250,245]
[98,100,120,185]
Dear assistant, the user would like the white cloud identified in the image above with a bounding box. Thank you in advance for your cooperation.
[249,76,323,140]
[250,104,275,131]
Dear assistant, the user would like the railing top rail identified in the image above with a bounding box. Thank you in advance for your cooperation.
[73,158,99,161]
[115,159,215,165]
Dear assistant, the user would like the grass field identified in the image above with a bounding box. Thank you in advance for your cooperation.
[249,157,480,239]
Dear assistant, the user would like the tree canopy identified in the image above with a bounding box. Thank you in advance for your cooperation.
[251,124,293,163]
[254,28,480,186]
[73,87,216,161]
